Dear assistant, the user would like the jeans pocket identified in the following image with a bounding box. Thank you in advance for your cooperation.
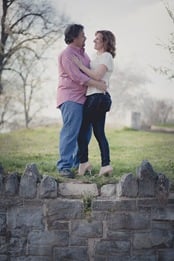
[103,92,112,112]
[85,93,112,114]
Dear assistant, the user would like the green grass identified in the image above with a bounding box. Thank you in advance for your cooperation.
[0,124,174,186]
[154,123,174,128]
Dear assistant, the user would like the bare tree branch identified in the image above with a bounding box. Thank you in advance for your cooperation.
[0,0,69,94]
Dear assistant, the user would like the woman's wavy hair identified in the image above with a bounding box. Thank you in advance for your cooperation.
[64,24,84,44]
[96,30,116,58]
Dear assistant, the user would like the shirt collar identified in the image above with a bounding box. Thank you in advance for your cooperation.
[68,44,85,54]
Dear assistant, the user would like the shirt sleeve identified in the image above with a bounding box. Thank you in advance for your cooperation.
[60,52,90,85]
[100,53,113,72]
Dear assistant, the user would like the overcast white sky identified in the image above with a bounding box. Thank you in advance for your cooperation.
[51,0,174,100]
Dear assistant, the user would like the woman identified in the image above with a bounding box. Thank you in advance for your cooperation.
[74,30,116,176]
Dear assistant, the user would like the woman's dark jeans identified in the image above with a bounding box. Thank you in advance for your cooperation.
[78,93,111,166]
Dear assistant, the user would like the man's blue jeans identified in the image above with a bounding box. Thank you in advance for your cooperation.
[57,101,83,172]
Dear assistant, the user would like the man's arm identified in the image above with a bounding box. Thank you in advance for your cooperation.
[61,52,106,91]
[87,78,107,92]
[61,53,90,84]
[73,55,107,81]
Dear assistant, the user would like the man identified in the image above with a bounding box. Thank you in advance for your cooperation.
[56,24,106,178]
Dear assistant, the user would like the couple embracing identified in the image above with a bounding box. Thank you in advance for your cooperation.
[56,24,116,179]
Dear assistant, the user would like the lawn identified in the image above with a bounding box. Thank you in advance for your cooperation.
[0,124,174,186]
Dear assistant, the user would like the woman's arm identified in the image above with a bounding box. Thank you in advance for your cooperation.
[73,55,107,81]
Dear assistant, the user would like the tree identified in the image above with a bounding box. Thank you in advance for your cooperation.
[0,0,69,129]
[0,91,12,126]
[0,79,19,129]
[155,1,174,80]
[0,0,68,94]
[141,97,174,126]
[10,50,46,128]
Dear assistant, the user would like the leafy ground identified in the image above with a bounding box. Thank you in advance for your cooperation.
[0,124,174,187]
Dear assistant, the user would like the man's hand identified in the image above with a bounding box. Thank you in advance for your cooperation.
[72,55,83,69]
[99,80,107,92]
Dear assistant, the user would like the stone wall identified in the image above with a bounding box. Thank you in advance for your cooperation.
[0,160,174,261]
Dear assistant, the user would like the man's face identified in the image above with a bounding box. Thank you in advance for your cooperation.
[74,30,86,48]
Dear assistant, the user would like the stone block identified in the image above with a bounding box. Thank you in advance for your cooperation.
[132,249,156,257]
[0,173,4,194]
[136,198,161,208]
[95,240,130,255]
[0,236,8,254]
[92,211,111,221]
[92,199,116,211]
[71,220,103,238]
[19,163,41,198]
[10,257,50,261]
[8,235,27,256]
[151,220,173,230]
[117,173,138,197]
[0,256,8,261]
[168,192,174,205]
[94,256,107,261]
[39,175,57,198]
[150,228,173,248]
[137,160,157,197]
[46,198,84,220]
[0,164,4,175]
[100,184,116,197]
[5,173,19,196]
[151,206,174,220]
[92,199,136,212]
[114,199,137,211]
[107,230,131,240]
[28,231,69,256]
[107,212,150,230]
[130,255,156,261]
[47,220,69,230]
[133,232,151,249]
[59,182,98,197]
[0,212,6,235]
[133,228,173,249]
[106,255,131,261]
[156,173,170,205]
[7,206,44,230]
[53,246,88,261]
[70,235,88,246]
[158,249,174,261]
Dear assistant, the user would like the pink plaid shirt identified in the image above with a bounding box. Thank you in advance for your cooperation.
[56,45,90,108]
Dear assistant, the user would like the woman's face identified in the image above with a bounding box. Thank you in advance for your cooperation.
[93,33,104,51]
